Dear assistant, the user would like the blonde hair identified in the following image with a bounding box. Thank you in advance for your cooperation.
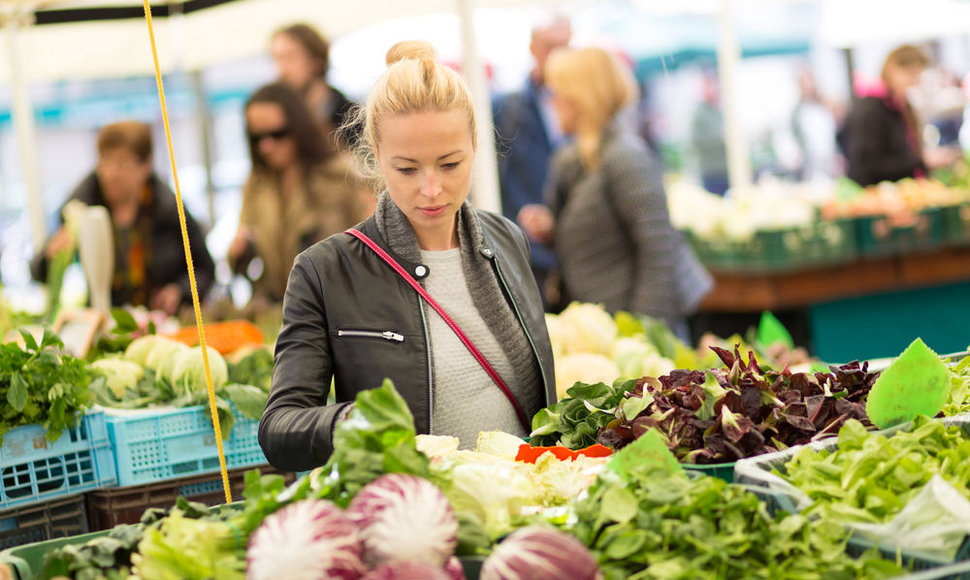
[545,47,638,168]
[881,44,930,83]
[343,41,477,190]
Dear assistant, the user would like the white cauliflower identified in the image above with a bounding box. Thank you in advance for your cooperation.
[554,353,620,399]
[553,302,617,355]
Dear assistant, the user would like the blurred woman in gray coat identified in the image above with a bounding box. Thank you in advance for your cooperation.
[518,47,711,338]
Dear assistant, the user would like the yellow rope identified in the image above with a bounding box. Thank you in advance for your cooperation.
[142,0,231,504]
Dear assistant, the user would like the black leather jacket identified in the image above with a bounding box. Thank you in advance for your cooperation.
[258,210,556,472]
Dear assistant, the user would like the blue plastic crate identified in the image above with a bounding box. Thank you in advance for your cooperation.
[0,412,116,510]
[106,405,267,486]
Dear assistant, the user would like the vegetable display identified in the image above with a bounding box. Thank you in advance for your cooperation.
[781,416,970,525]
[0,328,94,444]
[569,465,902,579]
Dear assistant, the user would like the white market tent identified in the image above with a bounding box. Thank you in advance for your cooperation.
[0,0,568,249]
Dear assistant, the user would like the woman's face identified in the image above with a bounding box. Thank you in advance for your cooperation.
[271,33,318,91]
[551,91,578,135]
[376,109,475,250]
[246,102,298,171]
[885,63,925,97]
[96,147,152,207]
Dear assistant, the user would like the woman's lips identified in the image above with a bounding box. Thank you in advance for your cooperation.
[418,205,447,217]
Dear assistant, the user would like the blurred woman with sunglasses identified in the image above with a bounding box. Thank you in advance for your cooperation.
[228,82,366,303]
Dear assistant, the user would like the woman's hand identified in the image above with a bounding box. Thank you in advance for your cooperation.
[924,147,962,170]
[228,226,253,262]
[150,283,183,315]
[517,204,555,245]
[44,227,74,259]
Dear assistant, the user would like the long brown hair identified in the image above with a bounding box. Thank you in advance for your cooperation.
[244,82,333,173]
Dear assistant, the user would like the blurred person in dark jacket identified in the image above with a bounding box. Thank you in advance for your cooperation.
[492,15,571,310]
[843,44,960,186]
[271,23,357,148]
[31,121,214,314]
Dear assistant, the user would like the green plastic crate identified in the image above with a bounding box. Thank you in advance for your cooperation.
[855,208,945,256]
[683,461,735,483]
[941,203,970,246]
[0,529,109,580]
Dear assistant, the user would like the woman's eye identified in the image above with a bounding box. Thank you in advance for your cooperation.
[396,167,417,176]
[442,162,461,170]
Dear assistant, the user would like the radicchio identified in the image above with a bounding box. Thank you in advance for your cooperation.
[480,526,600,580]
[347,473,458,569]
[247,499,364,580]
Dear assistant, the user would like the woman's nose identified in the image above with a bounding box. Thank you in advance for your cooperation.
[421,169,442,198]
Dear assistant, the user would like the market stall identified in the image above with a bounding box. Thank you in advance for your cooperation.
[669,176,970,362]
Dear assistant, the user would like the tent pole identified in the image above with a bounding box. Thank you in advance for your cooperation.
[457,0,501,214]
[2,4,47,250]
[717,0,752,191]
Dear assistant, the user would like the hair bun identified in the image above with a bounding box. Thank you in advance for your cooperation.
[386,41,437,66]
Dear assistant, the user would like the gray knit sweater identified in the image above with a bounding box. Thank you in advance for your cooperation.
[546,129,712,329]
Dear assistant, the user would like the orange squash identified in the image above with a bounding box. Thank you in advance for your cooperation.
[166,320,265,355]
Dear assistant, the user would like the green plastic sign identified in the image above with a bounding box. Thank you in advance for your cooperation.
[866,338,949,429]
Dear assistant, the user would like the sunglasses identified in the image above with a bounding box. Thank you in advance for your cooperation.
[248,126,291,144]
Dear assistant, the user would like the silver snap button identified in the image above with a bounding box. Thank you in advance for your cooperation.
[415,265,428,277]
[482,248,493,257]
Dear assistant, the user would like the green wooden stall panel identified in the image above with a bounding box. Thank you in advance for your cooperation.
[810,281,970,363]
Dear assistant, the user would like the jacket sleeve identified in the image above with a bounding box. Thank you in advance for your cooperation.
[258,251,351,472]
[846,99,922,185]
[602,139,682,327]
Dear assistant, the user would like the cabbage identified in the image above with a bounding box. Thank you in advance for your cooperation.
[347,474,458,569]
[442,460,536,539]
[480,526,600,580]
[124,334,165,367]
[474,431,526,460]
[554,302,617,355]
[90,358,144,398]
[143,336,189,372]
[554,354,619,400]
[529,454,606,506]
[416,435,460,459]
[157,343,190,384]
[170,346,228,394]
[247,499,365,580]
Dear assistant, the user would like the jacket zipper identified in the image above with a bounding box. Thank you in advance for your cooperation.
[488,254,549,408]
[336,329,405,342]
[417,297,434,431]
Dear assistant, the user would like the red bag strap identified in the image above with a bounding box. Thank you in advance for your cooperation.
[345,228,530,432]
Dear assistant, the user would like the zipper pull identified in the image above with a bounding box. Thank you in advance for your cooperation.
[382,331,405,342]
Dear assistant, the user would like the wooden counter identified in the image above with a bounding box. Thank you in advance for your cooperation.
[699,245,970,312]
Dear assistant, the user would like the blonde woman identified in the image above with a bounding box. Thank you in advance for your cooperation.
[518,47,711,338]
[259,42,556,471]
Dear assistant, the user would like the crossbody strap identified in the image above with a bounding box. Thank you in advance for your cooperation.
[345,228,531,432]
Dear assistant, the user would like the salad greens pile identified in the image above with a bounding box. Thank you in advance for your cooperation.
[0,328,95,444]
[943,352,970,416]
[569,466,902,580]
[530,379,635,449]
[41,499,242,580]
[781,416,970,524]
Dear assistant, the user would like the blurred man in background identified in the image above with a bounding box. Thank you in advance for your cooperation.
[493,15,571,311]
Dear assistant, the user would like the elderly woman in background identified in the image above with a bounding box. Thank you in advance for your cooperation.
[228,82,366,304]
[31,121,215,314]
[518,47,711,339]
